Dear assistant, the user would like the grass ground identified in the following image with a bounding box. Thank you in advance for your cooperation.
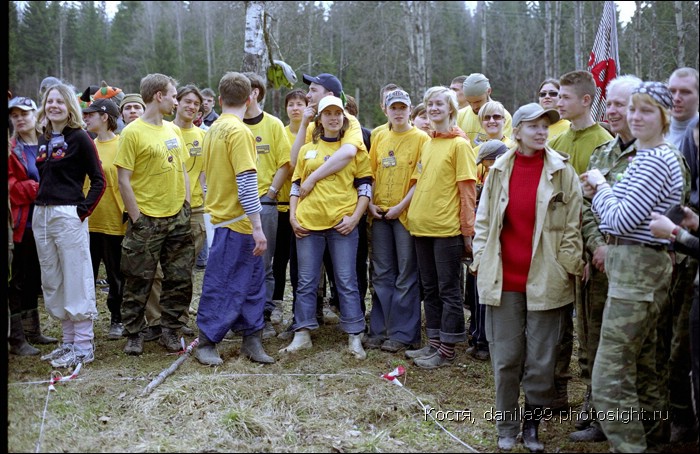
[6,267,698,452]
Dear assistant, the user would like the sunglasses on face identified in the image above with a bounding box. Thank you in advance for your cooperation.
[483,114,503,121]
[539,91,559,98]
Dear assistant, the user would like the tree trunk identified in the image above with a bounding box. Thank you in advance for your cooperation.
[574,2,582,70]
[674,0,685,67]
[544,2,551,76]
[634,1,643,77]
[242,1,270,97]
[204,5,213,88]
[402,1,429,98]
[480,1,487,72]
[553,1,561,76]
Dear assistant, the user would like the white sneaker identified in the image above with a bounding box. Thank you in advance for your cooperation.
[50,346,94,368]
[348,334,367,360]
[279,330,312,353]
[41,343,73,362]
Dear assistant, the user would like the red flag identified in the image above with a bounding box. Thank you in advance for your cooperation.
[588,1,620,122]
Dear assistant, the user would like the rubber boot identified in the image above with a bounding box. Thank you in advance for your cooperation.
[22,308,57,344]
[9,314,40,356]
[522,404,544,452]
[279,330,312,353]
[348,333,367,360]
[194,332,223,366]
[241,330,275,364]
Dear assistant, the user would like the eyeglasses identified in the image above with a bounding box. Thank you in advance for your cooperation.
[483,114,503,122]
[539,91,559,98]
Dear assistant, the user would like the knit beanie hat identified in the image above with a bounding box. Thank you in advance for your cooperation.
[119,93,146,112]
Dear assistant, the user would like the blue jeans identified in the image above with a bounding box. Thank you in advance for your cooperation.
[414,235,466,344]
[293,228,365,334]
[369,219,421,345]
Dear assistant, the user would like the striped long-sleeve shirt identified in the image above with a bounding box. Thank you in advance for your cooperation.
[592,143,683,245]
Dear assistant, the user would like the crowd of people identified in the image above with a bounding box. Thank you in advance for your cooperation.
[7,65,699,452]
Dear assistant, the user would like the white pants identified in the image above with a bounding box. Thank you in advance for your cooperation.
[33,205,98,323]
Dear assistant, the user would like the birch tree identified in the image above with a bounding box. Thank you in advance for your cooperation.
[544,1,552,76]
[674,0,685,67]
[242,0,270,85]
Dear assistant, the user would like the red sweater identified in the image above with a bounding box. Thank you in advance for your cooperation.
[500,150,544,292]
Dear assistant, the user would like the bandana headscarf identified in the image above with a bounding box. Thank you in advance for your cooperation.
[633,81,673,110]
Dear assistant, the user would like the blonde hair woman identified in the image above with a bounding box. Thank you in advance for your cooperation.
[582,81,683,453]
[33,83,106,368]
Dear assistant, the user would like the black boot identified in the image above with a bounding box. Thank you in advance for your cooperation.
[9,314,40,356]
[241,330,275,364]
[522,404,544,452]
[22,308,57,344]
[575,385,593,430]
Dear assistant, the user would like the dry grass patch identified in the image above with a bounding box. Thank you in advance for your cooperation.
[6,267,698,453]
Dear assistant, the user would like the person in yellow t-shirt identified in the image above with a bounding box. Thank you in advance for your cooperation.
[537,78,571,141]
[279,96,372,360]
[271,89,308,323]
[547,70,613,414]
[406,86,477,369]
[114,73,194,356]
[370,83,404,143]
[242,72,291,338]
[83,98,126,341]
[472,101,516,212]
[456,73,513,148]
[194,72,274,367]
[366,89,429,354]
[289,73,366,198]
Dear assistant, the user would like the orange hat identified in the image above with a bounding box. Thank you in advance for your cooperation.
[93,80,124,103]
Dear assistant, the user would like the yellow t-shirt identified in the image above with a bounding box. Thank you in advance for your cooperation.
[178,125,206,208]
[305,112,367,153]
[84,135,126,235]
[278,126,297,212]
[547,119,571,142]
[407,136,477,237]
[244,113,290,198]
[456,105,513,148]
[202,113,258,235]
[293,138,372,231]
[114,119,188,218]
[370,122,389,142]
[370,126,429,229]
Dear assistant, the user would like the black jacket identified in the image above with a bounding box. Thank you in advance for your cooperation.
[35,127,105,220]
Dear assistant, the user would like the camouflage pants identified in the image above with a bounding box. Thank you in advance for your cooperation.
[577,264,608,387]
[120,204,194,335]
[592,245,672,453]
[143,208,206,327]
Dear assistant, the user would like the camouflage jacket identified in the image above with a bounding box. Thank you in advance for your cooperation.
[581,136,637,256]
